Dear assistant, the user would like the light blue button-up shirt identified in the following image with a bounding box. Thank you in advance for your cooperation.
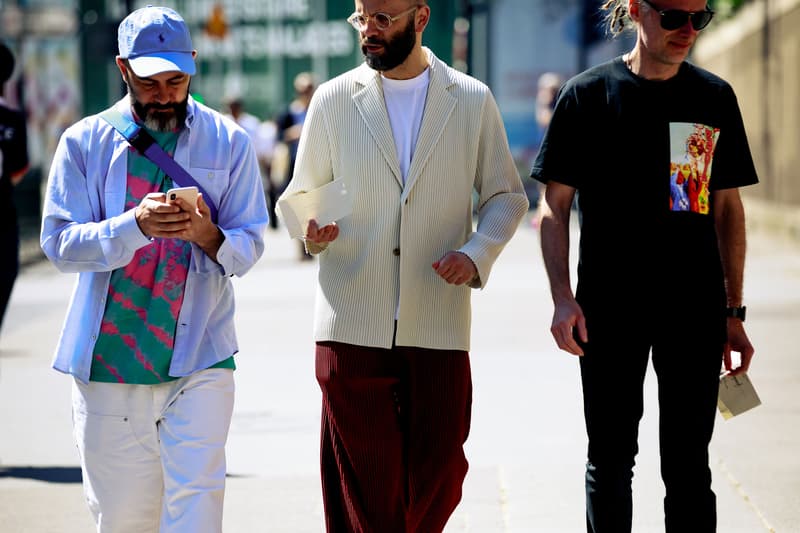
[41,96,269,383]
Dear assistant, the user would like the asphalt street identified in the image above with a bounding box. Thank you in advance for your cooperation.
[0,216,797,532]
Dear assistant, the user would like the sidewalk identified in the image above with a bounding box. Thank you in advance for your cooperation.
[1,221,797,532]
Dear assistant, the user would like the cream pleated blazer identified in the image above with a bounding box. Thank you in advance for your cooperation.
[280,48,529,351]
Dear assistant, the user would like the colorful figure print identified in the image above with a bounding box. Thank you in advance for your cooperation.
[668,123,719,214]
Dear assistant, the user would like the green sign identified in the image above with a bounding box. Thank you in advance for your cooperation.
[180,0,362,118]
[81,0,456,119]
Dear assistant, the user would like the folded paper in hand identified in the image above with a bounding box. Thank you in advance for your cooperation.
[718,373,761,420]
[277,180,353,239]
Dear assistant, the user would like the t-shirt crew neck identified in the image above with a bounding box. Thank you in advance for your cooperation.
[616,56,691,88]
[381,68,431,184]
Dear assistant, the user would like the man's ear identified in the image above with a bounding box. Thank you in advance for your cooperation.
[415,5,430,33]
[115,57,128,79]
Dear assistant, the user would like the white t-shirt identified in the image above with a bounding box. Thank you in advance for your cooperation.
[381,68,430,185]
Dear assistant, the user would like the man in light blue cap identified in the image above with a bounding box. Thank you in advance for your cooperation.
[118,5,197,78]
[116,5,197,132]
[40,5,268,532]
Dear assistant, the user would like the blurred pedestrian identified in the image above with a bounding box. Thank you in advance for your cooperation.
[531,1,758,531]
[0,42,29,339]
[223,94,261,141]
[275,71,315,181]
[257,119,280,229]
[530,71,562,228]
[224,94,279,228]
[275,71,316,258]
[40,6,268,532]
[279,1,528,530]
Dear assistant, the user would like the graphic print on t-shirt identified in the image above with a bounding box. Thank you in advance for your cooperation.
[669,122,719,214]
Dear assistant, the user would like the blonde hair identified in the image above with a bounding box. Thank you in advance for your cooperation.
[601,0,635,37]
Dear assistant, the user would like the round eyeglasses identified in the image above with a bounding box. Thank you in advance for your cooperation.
[640,0,715,31]
[346,6,418,31]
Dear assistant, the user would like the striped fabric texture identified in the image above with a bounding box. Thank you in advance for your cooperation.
[315,341,472,531]
[281,49,529,351]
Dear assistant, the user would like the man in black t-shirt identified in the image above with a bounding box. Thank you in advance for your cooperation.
[0,42,29,337]
[531,1,757,532]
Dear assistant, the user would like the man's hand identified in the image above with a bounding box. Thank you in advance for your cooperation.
[169,193,219,243]
[432,251,477,286]
[550,297,588,356]
[305,219,339,244]
[723,319,754,376]
[135,192,190,238]
[135,192,224,262]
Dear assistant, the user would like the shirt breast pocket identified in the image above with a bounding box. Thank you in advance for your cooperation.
[187,167,228,212]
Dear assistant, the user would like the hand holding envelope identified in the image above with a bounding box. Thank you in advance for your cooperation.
[718,372,761,420]
[277,180,353,240]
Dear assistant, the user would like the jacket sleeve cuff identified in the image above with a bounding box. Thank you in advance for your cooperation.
[452,247,485,289]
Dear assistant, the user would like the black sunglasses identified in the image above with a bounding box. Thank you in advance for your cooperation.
[640,0,715,31]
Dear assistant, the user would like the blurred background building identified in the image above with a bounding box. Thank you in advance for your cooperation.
[1,0,797,258]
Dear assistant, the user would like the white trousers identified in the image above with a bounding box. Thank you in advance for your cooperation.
[72,368,235,533]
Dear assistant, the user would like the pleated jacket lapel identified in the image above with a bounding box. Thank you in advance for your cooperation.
[403,53,456,198]
[352,66,403,188]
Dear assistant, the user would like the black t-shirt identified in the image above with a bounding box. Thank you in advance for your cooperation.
[531,58,758,336]
[0,102,29,229]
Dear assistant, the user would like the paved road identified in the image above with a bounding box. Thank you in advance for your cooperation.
[1,219,797,532]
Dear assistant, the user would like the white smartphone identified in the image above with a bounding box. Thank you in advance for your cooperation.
[166,186,198,207]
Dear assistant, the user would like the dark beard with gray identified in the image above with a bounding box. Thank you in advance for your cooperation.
[124,75,190,132]
[131,97,189,132]
[362,14,417,72]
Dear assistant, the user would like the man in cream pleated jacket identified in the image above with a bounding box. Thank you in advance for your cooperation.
[279,1,528,531]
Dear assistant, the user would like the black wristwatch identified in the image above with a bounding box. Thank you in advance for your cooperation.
[726,306,747,321]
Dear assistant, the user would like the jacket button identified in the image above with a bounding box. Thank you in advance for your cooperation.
[393,248,400,256]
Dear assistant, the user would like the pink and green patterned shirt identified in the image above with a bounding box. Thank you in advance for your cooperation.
[90,127,234,384]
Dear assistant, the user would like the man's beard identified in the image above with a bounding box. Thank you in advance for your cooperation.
[362,14,417,72]
[126,80,189,132]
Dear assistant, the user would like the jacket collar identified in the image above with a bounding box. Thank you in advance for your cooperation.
[352,48,457,192]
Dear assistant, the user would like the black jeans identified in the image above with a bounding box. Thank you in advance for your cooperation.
[0,227,19,334]
[579,328,722,533]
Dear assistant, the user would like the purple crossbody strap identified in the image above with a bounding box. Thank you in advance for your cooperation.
[100,108,218,221]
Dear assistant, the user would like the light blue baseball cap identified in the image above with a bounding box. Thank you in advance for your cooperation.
[118,5,196,77]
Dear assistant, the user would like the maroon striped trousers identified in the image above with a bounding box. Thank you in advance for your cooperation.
[315,341,473,533]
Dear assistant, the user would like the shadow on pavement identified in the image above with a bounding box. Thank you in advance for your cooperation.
[0,466,254,484]
[0,466,82,484]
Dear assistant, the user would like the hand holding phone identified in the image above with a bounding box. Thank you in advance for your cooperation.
[166,186,198,209]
